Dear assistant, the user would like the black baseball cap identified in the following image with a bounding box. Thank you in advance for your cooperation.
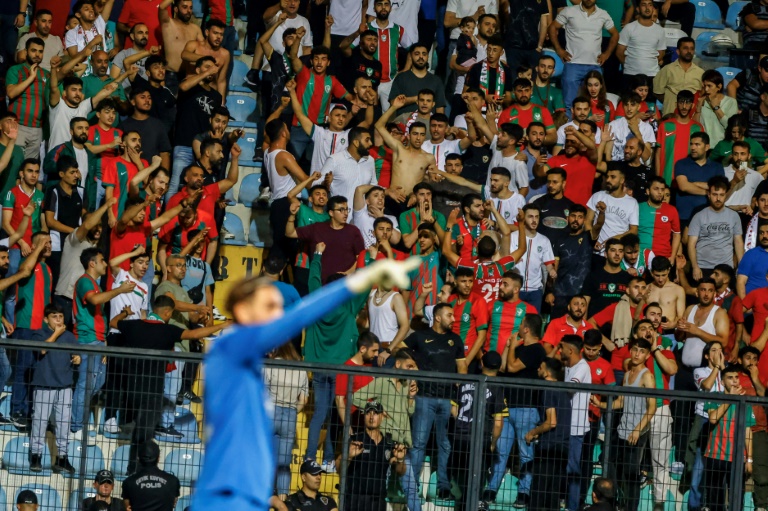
[17,490,38,505]
[364,400,384,414]
[300,460,323,475]
[95,469,114,484]
[483,351,502,370]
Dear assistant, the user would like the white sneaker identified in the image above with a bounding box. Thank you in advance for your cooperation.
[321,460,336,474]
[671,461,685,475]
[258,187,271,205]
[103,418,119,434]
[212,306,227,321]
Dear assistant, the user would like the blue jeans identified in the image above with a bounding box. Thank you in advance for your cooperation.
[223,25,238,84]
[305,372,335,463]
[520,289,544,313]
[568,433,586,511]
[562,63,602,120]
[487,407,539,495]
[10,327,36,416]
[688,414,709,509]
[4,248,21,325]
[273,406,298,496]
[289,126,313,162]
[394,456,422,511]
[167,146,194,202]
[410,396,452,490]
[162,354,184,427]
[142,257,155,298]
[71,348,107,432]
[95,177,105,210]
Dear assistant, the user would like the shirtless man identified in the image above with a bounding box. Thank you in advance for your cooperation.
[376,94,436,216]
[645,257,685,333]
[181,18,229,100]
[159,0,203,92]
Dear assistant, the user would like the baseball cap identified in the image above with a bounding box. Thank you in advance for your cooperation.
[95,469,115,484]
[364,400,384,414]
[300,460,323,475]
[17,490,37,505]
[482,351,502,370]
[138,440,160,463]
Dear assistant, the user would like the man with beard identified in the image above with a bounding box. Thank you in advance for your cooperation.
[542,294,593,355]
[638,176,681,260]
[554,97,603,155]
[43,157,84,285]
[547,205,593,317]
[334,332,380,426]
[181,18,230,98]
[738,222,768,299]
[8,38,90,158]
[111,23,161,90]
[118,86,172,170]
[653,37,703,116]
[604,94,655,165]
[389,43,447,117]
[542,130,597,206]
[64,0,117,64]
[157,206,219,275]
[533,168,574,243]
[337,30,383,92]
[82,50,135,124]
[158,0,203,94]
[43,117,99,211]
[532,55,566,117]
[435,167,526,224]
[601,135,651,203]
[316,128,376,213]
[15,10,65,70]
[167,138,241,222]
[520,122,551,198]
[498,79,556,144]
[583,237,633,316]
[586,166,639,257]
[723,141,766,220]
[511,204,556,311]
[655,90,702,186]
[169,56,223,201]
[422,114,474,172]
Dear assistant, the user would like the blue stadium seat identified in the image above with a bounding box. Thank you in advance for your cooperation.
[4,437,52,475]
[15,484,61,510]
[224,186,237,206]
[249,218,267,247]
[191,0,204,18]
[726,0,749,29]
[541,49,564,78]
[110,444,132,481]
[155,407,201,445]
[0,395,17,431]
[222,214,247,246]
[236,136,260,168]
[68,490,97,511]
[692,0,725,28]
[695,31,731,62]
[228,60,252,94]
[226,94,258,129]
[238,173,261,207]
[716,66,742,87]
[62,441,105,479]
[98,409,130,440]
[164,448,203,487]
[176,494,192,511]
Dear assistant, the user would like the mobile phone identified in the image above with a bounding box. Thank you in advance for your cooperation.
[662,316,668,323]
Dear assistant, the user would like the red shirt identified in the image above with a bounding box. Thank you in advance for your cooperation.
[739,373,768,432]
[457,255,516,304]
[588,98,615,129]
[118,0,164,48]
[335,359,374,409]
[548,153,596,206]
[110,220,153,268]
[541,315,593,349]
[586,356,615,420]
[498,104,555,130]
[591,302,638,371]
[167,182,221,220]
[158,210,219,260]
[293,66,347,127]
[356,247,407,268]
[88,125,122,159]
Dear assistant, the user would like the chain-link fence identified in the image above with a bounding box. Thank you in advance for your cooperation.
[0,338,759,511]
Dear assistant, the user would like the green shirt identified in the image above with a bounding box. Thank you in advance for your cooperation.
[532,83,566,113]
[81,75,126,125]
[15,261,51,330]
[295,204,329,269]
[73,273,105,343]
[399,207,447,255]
[710,137,768,167]
[352,377,415,446]
[0,142,24,200]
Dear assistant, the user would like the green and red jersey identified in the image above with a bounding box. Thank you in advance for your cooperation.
[645,336,675,407]
[485,298,537,354]
[15,262,51,330]
[2,185,44,248]
[637,202,680,258]
[367,21,405,83]
[356,247,407,268]
[616,100,659,121]
[74,274,107,343]
[705,397,756,462]
[656,119,704,186]
[88,124,122,182]
[102,157,144,220]
[447,293,489,356]
[293,66,347,127]
[457,255,516,304]
[450,218,488,260]
[6,63,50,128]
[588,98,615,129]
[370,145,393,188]
[498,104,555,131]
[208,0,234,25]
[158,210,219,260]
[406,251,444,316]
[167,182,221,220]
[399,207,447,255]
[295,205,329,269]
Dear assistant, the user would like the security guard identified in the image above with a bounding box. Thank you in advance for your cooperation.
[285,461,338,511]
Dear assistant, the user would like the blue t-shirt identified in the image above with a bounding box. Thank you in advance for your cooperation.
[673,157,725,221]
[181,256,215,304]
[30,326,78,388]
[274,281,301,310]
[738,246,768,295]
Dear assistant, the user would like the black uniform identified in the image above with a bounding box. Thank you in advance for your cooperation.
[121,465,181,511]
[344,431,395,511]
[286,490,338,511]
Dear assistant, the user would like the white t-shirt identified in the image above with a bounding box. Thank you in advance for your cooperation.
[724,165,765,207]
[330,0,364,36]
[482,186,526,224]
[422,138,464,171]
[555,5,614,66]
[446,0,498,39]
[55,231,97,298]
[617,20,666,77]
[64,16,108,77]
[109,269,150,333]
[510,232,555,291]
[565,358,592,436]
[488,136,530,193]
[352,207,400,248]
[693,365,723,418]
[49,99,93,149]
[607,117,656,162]
[556,121,602,147]
[587,191,640,255]
[311,126,349,173]
[74,147,89,184]
[366,0,420,52]
[263,11,313,72]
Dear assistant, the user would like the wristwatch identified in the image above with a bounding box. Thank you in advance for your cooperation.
[712,106,721,111]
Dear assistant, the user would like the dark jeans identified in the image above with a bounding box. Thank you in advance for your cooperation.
[754,430,768,509]
[703,457,732,511]
[531,445,569,510]
[104,332,126,422]
[223,25,238,84]
[344,493,387,511]
[654,0,695,35]
[672,364,696,464]
[617,434,649,511]
[0,15,18,76]
[503,47,541,77]
[269,197,297,264]
[10,328,37,417]
[580,420,601,499]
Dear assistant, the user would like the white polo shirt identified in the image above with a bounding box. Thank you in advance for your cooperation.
[555,4,614,65]
[510,231,555,291]
[482,186,526,224]
[311,126,350,173]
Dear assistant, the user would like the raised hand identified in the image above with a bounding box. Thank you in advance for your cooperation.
[316,242,326,254]
[119,280,137,294]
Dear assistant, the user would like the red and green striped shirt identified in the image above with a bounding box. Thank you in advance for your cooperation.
[705,398,756,462]
[498,104,555,131]
[407,251,443,316]
[74,274,106,343]
[637,202,680,258]
[457,255,516,304]
[102,158,143,221]
[447,293,489,356]
[293,66,347,127]
[656,119,704,186]
[367,21,405,82]
[15,262,51,330]
[88,124,122,181]
[6,63,50,128]
[399,207,447,255]
[485,298,537,354]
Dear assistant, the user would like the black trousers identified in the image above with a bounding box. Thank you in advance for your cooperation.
[125,369,164,473]
[617,434,649,511]
[344,493,387,511]
[703,457,732,511]
[654,0,695,35]
[531,445,569,511]
[269,197,298,263]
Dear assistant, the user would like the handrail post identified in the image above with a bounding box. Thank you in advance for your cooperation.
[337,374,354,511]
[729,398,747,511]
[466,378,488,511]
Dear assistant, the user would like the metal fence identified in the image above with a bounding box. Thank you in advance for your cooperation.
[0,337,760,511]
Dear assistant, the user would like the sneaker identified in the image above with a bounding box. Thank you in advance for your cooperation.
[512,493,530,509]
[29,454,43,472]
[155,425,184,438]
[436,488,454,500]
[244,44,255,56]
[478,501,490,511]
[103,417,119,434]
[53,456,76,474]
[257,186,271,205]
[245,69,261,92]
[321,460,336,474]
[178,390,202,404]
[212,306,227,321]
[0,414,11,425]
[671,461,685,475]
[11,412,28,429]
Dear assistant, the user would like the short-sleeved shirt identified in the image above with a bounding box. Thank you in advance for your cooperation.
[586,355,616,420]
[6,63,50,128]
[15,262,52,330]
[584,267,633,316]
[638,202,680,258]
[485,299,538,354]
[43,184,84,252]
[102,157,144,220]
[688,207,743,269]
[158,211,219,261]
[553,232,594,298]
[617,20,666,76]
[704,397,756,462]
[293,66,347,126]
[49,99,93,149]
[111,47,149,89]
[653,60,704,116]
[565,358,592,436]
[453,381,507,437]
[533,194,575,244]
[174,84,223,147]
[74,274,107,343]
[586,191,639,255]
[737,246,768,296]
[656,119,704,186]
[55,233,97,298]
[389,69,447,116]
[674,157,726,221]
[118,116,172,163]
[555,4,615,65]
[344,430,393,495]
[447,293,490,355]
[538,388,573,449]
[181,256,215,305]
[532,83,566,113]
[541,316,593,349]
[548,153,596,206]
[117,0,163,48]
[295,222,365,283]
[510,232,555,291]
[592,302,639,370]
[401,328,465,398]
[155,280,192,331]
[498,104,555,131]
[15,33,64,71]
[121,466,181,511]
[399,207,447,255]
[109,268,150,334]
[504,342,547,407]
[3,185,44,248]
[457,255,516,304]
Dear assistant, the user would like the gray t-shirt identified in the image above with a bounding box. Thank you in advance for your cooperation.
[389,70,447,117]
[111,47,148,90]
[689,206,743,269]
[55,231,97,298]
